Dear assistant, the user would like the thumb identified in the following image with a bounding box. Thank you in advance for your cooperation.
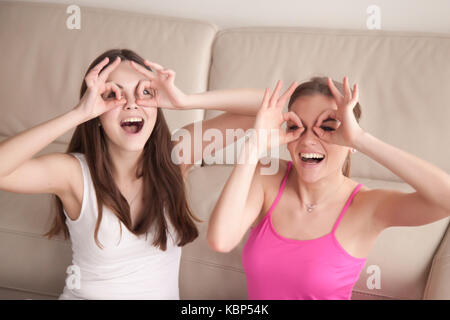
[283,127,303,144]
[313,126,333,143]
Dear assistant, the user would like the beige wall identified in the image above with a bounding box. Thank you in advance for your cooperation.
[6,0,450,33]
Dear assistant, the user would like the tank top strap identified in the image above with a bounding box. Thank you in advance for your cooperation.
[266,161,293,217]
[331,183,363,234]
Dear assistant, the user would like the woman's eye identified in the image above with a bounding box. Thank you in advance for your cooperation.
[143,88,155,97]
[321,126,335,132]
[288,125,299,131]
[103,91,116,99]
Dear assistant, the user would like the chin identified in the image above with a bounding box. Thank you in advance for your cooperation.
[298,171,323,184]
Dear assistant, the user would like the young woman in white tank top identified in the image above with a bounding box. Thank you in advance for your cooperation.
[0,49,296,299]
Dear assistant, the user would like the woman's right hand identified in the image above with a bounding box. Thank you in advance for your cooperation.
[252,80,304,154]
[74,57,126,120]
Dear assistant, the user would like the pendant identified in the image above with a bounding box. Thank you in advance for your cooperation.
[306,204,317,213]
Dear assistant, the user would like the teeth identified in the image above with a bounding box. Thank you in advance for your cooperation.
[121,117,143,124]
[300,153,324,159]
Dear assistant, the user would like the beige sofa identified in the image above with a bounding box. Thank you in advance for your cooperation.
[0,1,449,300]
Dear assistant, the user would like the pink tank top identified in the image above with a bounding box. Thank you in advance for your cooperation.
[242,161,367,300]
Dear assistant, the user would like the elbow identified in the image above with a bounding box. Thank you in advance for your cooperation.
[206,231,234,253]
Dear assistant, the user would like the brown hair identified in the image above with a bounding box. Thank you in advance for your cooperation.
[45,49,200,250]
[287,77,362,177]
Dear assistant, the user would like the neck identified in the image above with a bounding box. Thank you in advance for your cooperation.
[107,143,143,185]
[293,169,346,207]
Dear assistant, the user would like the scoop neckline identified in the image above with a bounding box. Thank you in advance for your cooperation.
[268,213,367,261]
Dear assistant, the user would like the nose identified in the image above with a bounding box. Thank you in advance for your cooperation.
[300,127,319,146]
[122,92,138,110]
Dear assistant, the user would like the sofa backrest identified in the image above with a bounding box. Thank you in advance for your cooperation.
[0,1,216,142]
[206,27,450,182]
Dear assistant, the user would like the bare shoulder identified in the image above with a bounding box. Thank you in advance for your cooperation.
[255,158,290,184]
[54,153,84,221]
[251,159,290,226]
[348,183,388,233]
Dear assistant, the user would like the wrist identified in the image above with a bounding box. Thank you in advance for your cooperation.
[179,93,198,110]
[239,130,265,162]
[70,106,90,124]
[352,130,371,152]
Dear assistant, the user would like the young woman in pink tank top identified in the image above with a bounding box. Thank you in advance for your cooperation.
[207,77,450,300]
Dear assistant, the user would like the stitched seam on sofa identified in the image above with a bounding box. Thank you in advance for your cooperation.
[352,289,401,300]
[0,134,68,148]
[0,284,59,299]
[0,227,70,244]
[215,27,450,42]
[181,256,245,273]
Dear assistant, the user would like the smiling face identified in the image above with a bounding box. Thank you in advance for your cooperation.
[287,94,351,183]
[98,61,158,152]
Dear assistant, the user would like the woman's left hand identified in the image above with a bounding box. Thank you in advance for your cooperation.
[130,60,189,109]
[313,77,365,148]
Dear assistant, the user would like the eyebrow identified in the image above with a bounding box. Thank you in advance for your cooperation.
[287,116,337,126]
[113,80,148,90]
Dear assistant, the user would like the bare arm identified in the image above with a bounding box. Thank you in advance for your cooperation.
[129,60,299,174]
[207,138,264,252]
[0,56,125,199]
[355,132,450,228]
[0,109,86,196]
[207,81,303,252]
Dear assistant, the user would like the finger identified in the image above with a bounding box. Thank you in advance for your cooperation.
[102,82,123,101]
[112,83,122,100]
[90,57,109,76]
[283,111,303,129]
[315,109,337,127]
[327,77,343,101]
[161,69,176,81]
[85,57,110,86]
[136,98,158,108]
[136,80,151,100]
[144,60,164,71]
[260,88,271,109]
[283,127,303,144]
[98,57,121,82]
[313,126,332,142]
[106,94,126,108]
[351,83,359,103]
[343,77,352,100]
[278,80,298,107]
[130,60,155,80]
[269,80,283,108]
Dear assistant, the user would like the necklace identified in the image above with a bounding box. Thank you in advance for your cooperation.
[303,178,346,213]
[125,183,142,207]
[128,188,141,206]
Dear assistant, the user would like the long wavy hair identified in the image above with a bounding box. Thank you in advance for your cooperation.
[45,49,200,250]
[288,77,362,177]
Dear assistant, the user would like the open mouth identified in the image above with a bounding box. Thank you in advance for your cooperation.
[299,152,325,164]
[120,117,145,134]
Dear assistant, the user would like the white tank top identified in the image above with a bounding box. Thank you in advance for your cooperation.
[58,153,182,300]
